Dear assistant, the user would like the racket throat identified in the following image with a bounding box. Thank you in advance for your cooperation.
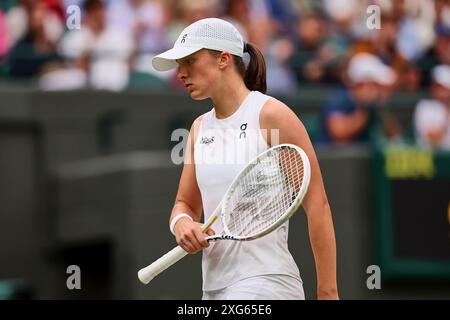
[206,235,239,242]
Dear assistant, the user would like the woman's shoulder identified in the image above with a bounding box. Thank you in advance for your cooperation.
[260,95,293,115]
[259,95,298,128]
[191,114,204,132]
[192,107,215,124]
[191,108,214,133]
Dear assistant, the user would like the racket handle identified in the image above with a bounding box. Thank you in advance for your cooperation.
[138,245,188,284]
[138,214,218,284]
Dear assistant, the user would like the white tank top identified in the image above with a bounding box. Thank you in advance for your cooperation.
[194,91,301,291]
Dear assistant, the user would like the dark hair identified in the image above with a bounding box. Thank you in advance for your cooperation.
[234,42,267,93]
[208,43,267,93]
[83,0,104,12]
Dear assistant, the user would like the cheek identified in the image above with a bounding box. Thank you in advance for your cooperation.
[365,84,379,95]
[193,65,219,85]
[441,89,450,99]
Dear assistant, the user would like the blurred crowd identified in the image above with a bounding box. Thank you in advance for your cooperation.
[0,0,449,148]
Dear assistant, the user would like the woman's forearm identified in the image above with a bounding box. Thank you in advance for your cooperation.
[307,201,339,299]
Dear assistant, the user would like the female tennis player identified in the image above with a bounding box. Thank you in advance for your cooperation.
[152,18,338,300]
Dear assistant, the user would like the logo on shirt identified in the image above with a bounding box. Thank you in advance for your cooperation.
[200,136,215,145]
[239,123,247,139]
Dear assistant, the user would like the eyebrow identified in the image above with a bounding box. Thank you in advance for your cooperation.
[176,54,198,64]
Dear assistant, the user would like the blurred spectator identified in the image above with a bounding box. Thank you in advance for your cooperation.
[61,0,84,10]
[219,0,279,39]
[391,0,435,62]
[320,53,397,144]
[6,0,63,50]
[0,0,17,12]
[290,0,373,85]
[106,0,174,86]
[5,1,28,49]
[4,1,62,77]
[287,11,333,84]
[167,0,218,44]
[107,0,170,55]
[54,0,133,91]
[0,0,448,97]
[264,0,298,39]
[322,0,360,40]
[414,65,450,150]
[416,24,450,87]
[221,0,251,39]
[434,0,450,30]
[350,13,421,91]
[0,10,10,60]
[42,0,65,22]
[320,0,362,78]
[322,0,355,27]
[247,15,297,93]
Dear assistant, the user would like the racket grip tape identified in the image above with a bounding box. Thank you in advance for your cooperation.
[138,246,188,284]
[137,214,218,284]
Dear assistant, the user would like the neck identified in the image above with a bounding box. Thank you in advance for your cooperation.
[210,75,251,119]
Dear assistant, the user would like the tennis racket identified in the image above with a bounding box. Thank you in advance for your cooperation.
[138,143,311,284]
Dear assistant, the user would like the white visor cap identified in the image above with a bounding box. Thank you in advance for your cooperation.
[152,18,245,71]
[347,53,396,86]
[432,65,450,90]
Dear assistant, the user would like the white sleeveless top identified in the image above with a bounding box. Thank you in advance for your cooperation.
[194,91,301,291]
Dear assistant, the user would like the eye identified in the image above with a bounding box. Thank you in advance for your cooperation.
[177,57,195,67]
[186,57,195,65]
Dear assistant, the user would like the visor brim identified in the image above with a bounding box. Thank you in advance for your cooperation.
[152,47,203,71]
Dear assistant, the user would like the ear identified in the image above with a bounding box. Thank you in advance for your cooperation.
[217,52,232,70]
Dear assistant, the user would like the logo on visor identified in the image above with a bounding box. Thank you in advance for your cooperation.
[181,34,188,44]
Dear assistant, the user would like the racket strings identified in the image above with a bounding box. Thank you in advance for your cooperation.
[223,147,305,237]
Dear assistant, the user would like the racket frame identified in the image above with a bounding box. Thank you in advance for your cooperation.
[137,144,311,284]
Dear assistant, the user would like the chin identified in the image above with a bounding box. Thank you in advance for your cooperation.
[190,91,209,101]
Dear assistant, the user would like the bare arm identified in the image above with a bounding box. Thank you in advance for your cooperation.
[170,116,214,253]
[261,99,339,300]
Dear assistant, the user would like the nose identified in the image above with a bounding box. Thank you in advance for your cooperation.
[177,65,187,82]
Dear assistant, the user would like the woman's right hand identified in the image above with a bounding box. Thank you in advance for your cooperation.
[174,218,215,254]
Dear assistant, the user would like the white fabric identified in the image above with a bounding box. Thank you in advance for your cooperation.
[152,18,244,71]
[170,213,193,236]
[59,27,133,91]
[6,6,63,47]
[323,0,356,20]
[58,28,95,60]
[107,0,169,54]
[202,275,305,300]
[194,91,302,291]
[414,99,450,150]
[432,65,450,90]
[39,68,87,91]
[6,7,28,47]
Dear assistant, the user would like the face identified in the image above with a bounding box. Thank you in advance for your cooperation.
[432,83,450,105]
[298,16,325,48]
[86,5,106,34]
[29,3,47,33]
[176,49,223,100]
[351,81,380,104]
[436,36,450,64]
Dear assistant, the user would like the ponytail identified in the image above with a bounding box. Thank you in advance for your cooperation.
[234,42,267,93]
